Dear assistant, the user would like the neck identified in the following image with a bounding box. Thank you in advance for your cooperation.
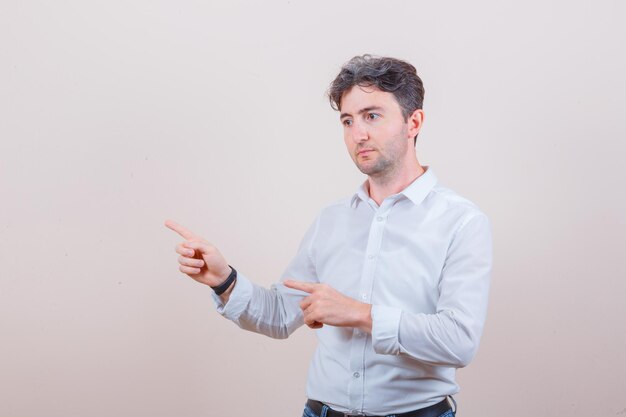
[367,161,425,205]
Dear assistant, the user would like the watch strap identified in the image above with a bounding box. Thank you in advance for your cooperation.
[211,266,237,295]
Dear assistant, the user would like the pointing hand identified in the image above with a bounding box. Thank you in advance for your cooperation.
[165,219,232,288]
[283,280,372,333]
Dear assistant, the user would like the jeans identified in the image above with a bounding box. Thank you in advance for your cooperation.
[302,399,456,417]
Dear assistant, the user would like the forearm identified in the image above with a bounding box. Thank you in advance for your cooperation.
[399,309,482,367]
[212,273,304,339]
[371,305,483,367]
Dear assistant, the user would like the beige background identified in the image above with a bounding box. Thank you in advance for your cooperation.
[1,1,625,416]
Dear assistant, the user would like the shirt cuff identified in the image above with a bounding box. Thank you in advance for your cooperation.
[210,271,254,321]
[371,304,403,355]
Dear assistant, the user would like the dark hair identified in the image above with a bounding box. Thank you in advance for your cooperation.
[328,54,425,145]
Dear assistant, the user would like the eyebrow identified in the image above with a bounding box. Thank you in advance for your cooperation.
[340,106,385,120]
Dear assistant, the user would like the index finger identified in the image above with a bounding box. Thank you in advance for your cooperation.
[283,279,318,294]
[164,219,198,240]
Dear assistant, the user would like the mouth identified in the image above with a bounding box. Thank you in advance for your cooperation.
[357,148,375,157]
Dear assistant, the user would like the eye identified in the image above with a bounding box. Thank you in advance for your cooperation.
[342,119,353,127]
[367,113,380,121]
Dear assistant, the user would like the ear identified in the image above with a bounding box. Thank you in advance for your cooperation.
[406,109,425,139]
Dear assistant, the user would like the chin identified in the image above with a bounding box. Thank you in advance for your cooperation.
[357,165,380,176]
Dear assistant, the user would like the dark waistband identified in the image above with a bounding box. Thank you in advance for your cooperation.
[305,398,452,417]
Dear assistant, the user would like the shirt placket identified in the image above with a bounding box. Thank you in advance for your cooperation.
[347,198,394,414]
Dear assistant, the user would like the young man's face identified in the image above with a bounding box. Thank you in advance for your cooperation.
[339,85,421,179]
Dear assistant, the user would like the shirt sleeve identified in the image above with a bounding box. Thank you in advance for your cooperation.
[371,212,493,368]
[210,215,321,339]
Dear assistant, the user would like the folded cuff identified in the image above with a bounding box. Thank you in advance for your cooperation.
[371,304,402,355]
[211,271,254,321]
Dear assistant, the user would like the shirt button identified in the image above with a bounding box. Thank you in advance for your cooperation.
[361,294,367,300]
[377,216,383,221]
[368,254,374,259]
[353,372,360,378]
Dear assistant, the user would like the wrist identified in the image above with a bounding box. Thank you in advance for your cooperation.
[211,266,237,295]
[218,278,237,303]
[357,303,373,334]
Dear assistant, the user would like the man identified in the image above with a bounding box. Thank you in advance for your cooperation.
[165,54,492,417]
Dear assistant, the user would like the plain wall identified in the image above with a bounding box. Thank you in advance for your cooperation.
[1,1,625,416]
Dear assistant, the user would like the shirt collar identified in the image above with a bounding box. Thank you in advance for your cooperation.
[350,166,438,208]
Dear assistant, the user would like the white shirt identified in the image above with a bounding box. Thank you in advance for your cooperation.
[212,166,492,415]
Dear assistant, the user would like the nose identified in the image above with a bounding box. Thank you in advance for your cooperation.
[350,120,369,143]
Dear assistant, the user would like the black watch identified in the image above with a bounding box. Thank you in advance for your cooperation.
[211,266,237,295]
